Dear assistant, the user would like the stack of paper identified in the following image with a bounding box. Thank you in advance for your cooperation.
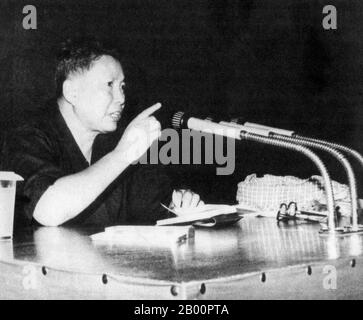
[90,225,194,247]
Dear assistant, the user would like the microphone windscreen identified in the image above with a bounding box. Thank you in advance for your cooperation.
[152,107,177,129]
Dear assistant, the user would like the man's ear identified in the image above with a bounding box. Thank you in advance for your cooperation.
[62,79,78,105]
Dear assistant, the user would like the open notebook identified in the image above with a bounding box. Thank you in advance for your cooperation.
[157,203,258,227]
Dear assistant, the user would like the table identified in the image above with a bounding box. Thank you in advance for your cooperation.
[1,216,363,299]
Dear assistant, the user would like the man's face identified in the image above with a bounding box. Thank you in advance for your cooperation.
[71,55,125,133]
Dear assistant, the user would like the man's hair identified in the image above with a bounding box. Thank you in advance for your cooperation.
[55,37,120,98]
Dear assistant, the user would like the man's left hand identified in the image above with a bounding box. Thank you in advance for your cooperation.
[170,189,204,210]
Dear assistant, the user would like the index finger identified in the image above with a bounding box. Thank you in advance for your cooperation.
[134,103,162,121]
[172,190,183,208]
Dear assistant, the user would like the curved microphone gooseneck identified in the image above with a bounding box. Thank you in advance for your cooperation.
[170,112,337,232]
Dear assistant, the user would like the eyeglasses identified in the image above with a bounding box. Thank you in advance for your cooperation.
[277,202,327,223]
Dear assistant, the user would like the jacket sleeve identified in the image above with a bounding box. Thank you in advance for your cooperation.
[1,126,65,226]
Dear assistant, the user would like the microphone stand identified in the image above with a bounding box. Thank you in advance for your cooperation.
[243,121,363,168]
[172,113,338,234]
[293,135,363,169]
[238,121,363,235]
[237,130,336,232]
[269,133,363,234]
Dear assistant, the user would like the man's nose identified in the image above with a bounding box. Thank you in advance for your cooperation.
[113,86,125,105]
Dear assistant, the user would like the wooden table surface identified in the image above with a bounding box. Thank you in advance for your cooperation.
[1,216,363,299]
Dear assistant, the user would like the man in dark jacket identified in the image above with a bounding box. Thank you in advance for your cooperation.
[1,38,202,228]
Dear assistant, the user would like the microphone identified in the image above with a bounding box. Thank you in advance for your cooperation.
[170,111,270,137]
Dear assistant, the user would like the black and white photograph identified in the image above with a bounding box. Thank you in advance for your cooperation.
[0,0,363,304]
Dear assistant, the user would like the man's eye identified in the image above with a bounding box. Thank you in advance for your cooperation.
[107,81,113,87]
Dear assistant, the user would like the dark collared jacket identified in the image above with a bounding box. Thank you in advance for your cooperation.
[1,104,172,229]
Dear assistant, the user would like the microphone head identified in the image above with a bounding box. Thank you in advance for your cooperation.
[171,111,211,130]
[152,107,177,130]
[152,108,190,130]
[172,111,185,130]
